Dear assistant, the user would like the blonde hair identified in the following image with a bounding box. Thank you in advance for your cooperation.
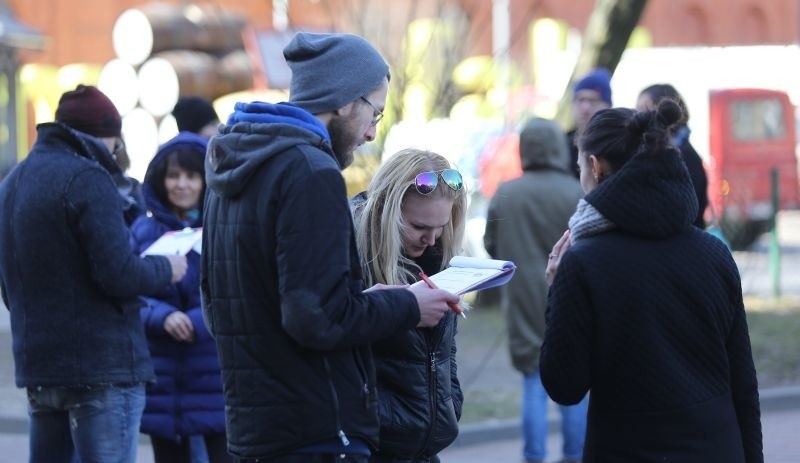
[353,148,467,286]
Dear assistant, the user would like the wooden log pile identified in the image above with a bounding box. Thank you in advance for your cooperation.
[98,2,255,178]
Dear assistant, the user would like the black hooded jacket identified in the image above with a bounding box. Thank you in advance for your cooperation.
[540,145,762,463]
[200,102,420,459]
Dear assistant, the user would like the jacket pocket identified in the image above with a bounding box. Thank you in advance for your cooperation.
[429,395,459,454]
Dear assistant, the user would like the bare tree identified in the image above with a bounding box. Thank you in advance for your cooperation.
[310,0,474,151]
[555,0,649,129]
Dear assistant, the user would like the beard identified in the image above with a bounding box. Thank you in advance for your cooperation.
[327,116,358,169]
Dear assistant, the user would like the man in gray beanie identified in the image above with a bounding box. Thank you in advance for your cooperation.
[201,32,459,462]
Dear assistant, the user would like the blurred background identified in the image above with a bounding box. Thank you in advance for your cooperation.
[2,0,800,251]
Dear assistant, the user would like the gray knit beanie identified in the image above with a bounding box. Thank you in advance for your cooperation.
[283,32,389,115]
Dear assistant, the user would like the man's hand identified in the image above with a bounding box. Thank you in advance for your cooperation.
[408,285,460,328]
[165,254,188,283]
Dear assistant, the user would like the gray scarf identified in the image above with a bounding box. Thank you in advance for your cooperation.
[569,199,615,242]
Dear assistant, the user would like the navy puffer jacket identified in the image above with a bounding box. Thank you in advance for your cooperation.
[130,132,226,440]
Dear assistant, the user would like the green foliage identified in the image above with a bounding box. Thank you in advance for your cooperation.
[746,297,800,386]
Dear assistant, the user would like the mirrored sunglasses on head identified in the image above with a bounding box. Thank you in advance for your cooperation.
[414,169,463,195]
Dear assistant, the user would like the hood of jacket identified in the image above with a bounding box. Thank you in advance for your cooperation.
[142,131,208,228]
[583,145,698,239]
[37,122,120,174]
[519,118,572,173]
[205,102,332,199]
[36,122,141,214]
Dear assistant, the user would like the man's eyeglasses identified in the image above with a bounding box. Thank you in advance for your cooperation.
[573,95,605,107]
[414,169,463,195]
[359,96,384,126]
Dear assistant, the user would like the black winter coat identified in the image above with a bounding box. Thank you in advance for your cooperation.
[540,143,762,463]
[201,103,421,459]
[371,310,461,462]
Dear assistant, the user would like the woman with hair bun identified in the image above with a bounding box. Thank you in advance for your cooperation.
[636,83,708,228]
[540,100,763,463]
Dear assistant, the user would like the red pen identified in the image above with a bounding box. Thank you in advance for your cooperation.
[419,272,466,319]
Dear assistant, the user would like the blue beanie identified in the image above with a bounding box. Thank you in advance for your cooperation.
[283,32,389,115]
[573,68,612,105]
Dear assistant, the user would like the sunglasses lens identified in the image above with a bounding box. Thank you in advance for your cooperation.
[440,169,463,191]
[415,172,438,195]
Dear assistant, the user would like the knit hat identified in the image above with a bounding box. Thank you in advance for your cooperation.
[283,32,389,115]
[573,68,612,105]
[55,85,122,138]
[172,96,219,134]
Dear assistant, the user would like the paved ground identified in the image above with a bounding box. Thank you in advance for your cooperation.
[439,407,800,462]
[0,405,797,462]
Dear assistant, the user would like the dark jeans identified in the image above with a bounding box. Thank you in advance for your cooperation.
[238,454,368,463]
[27,383,145,463]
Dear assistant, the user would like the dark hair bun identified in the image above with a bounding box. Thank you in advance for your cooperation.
[655,99,683,130]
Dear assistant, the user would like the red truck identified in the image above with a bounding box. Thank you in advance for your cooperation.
[707,88,800,249]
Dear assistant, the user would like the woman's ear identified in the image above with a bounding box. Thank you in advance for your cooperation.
[589,154,602,182]
[589,155,610,183]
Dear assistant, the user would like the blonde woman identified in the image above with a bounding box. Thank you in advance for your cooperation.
[351,149,467,463]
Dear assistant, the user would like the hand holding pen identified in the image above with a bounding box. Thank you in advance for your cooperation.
[406,275,461,327]
[418,272,466,320]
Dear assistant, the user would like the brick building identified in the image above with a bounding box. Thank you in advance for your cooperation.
[11,0,800,67]
[7,0,800,174]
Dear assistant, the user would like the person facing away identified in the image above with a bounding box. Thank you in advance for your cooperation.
[200,32,459,462]
[566,68,613,178]
[350,149,467,463]
[130,132,232,463]
[540,100,763,463]
[0,84,187,463]
[172,96,221,139]
[636,83,709,228]
[484,117,586,463]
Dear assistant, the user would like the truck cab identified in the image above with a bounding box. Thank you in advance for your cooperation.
[708,88,800,249]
